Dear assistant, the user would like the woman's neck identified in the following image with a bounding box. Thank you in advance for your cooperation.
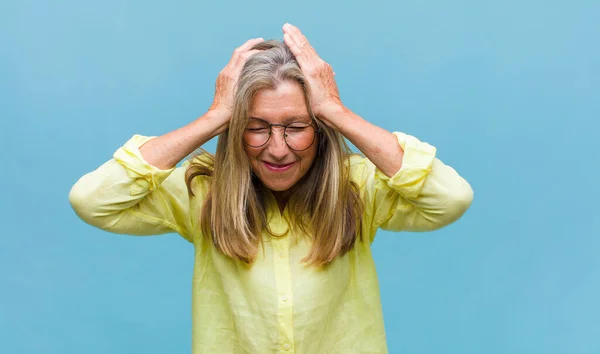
[271,190,291,214]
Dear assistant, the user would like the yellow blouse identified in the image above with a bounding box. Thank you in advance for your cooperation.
[69,132,473,354]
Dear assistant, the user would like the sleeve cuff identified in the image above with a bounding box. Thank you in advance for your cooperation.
[113,134,176,196]
[374,131,437,198]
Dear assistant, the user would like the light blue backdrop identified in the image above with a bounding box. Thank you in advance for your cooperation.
[1,0,599,353]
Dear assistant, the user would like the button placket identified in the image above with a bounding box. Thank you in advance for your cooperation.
[271,220,294,354]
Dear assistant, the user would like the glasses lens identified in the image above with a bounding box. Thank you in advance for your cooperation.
[243,119,270,147]
[243,120,317,150]
[285,123,315,150]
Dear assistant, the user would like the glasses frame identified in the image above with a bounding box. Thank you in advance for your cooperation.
[243,117,321,151]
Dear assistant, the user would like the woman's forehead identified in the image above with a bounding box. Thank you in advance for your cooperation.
[248,114,312,124]
[248,104,312,124]
[249,81,311,123]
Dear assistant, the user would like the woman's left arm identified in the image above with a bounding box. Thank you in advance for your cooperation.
[283,23,474,233]
[281,23,404,176]
[322,104,474,233]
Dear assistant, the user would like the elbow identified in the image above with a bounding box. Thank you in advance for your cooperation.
[404,185,474,232]
[441,182,474,226]
[455,182,474,212]
[68,180,107,228]
[68,181,94,224]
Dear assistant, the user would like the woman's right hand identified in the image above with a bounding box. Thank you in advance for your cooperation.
[136,38,264,170]
[209,38,264,119]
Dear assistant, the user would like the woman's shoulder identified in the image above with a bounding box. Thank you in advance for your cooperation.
[346,153,366,167]
[186,152,215,170]
[346,153,377,171]
[345,153,373,188]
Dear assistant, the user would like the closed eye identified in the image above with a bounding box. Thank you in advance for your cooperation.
[286,126,309,132]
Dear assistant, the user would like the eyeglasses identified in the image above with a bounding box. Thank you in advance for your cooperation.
[243,118,320,151]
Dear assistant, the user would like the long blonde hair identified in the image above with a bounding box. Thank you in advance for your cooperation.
[186,40,363,266]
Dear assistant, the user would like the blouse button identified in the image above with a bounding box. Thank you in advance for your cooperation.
[281,295,288,302]
[283,343,291,350]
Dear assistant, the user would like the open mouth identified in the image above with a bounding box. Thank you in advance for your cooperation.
[263,161,296,172]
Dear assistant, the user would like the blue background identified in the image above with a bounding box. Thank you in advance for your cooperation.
[1,0,599,353]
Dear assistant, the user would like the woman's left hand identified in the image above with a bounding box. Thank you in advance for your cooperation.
[282,23,344,121]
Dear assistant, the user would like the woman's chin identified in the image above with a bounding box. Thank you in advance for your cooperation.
[256,171,300,192]
[264,181,294,192]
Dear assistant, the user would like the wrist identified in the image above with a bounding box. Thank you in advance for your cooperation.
[203,109,231,135]
[316,103,350,130]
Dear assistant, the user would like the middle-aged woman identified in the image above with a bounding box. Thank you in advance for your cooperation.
[70,23,474,354]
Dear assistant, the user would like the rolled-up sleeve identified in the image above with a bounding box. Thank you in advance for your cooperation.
[352,132,473,241]
[69,135,198,242]
[112,135,175,196]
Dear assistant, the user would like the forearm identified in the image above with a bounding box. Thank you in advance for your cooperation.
[322,105,404,178]
[140,110,229,170]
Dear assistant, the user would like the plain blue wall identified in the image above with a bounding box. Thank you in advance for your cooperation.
[1,0,599,353]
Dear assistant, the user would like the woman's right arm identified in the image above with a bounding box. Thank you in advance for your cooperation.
[68,111,227,242]
[69,37,265,241]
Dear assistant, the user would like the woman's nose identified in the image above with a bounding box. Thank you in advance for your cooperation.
[267,127,289,155]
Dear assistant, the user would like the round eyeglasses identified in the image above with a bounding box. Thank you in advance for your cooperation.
[243,118,320,151]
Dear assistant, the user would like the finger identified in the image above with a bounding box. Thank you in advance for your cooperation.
[282,32,300,52]
[283,32,307,65]
[241,49,261,62]
[283,32,316,69]
[283,32,309,59]
[233,49,262,71]
[283,23,317,55]
[236,37,265,53]
[231,39,263,68]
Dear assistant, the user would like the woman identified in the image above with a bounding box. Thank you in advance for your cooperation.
[70,24,473,354]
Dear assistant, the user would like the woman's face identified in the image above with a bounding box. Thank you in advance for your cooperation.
[244,80,319,193]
